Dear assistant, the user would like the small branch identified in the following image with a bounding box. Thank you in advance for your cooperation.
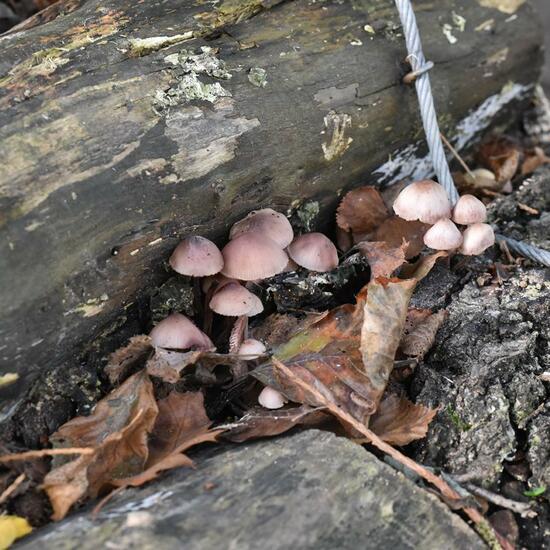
[465,483,536,518]
[440,132,475,178]
[0,473,26,505]
[0,447,94,462]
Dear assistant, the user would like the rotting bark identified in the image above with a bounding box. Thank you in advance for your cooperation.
[0,0,543,435]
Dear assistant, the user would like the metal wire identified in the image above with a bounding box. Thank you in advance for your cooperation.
[394,0,550,267]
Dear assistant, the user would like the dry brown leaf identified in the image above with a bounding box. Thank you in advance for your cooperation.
[146,349,235,383]
[356,240,407,280]
[360,277,416,407]
[148,391,211,464]
[336,186,390,234]
[369,394,437,446]
[222,406,327,443]
[373,216,429,259]
[104,335,152,385]
[400,309,448,359]
[521,146,550,175]
[112,430,221,488]
[477,138,520,183]
[43,371,158,520]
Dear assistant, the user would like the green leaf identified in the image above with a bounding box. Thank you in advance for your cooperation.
[523,486,546,498]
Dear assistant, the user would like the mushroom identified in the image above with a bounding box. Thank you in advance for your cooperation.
[392,180,452,224]
[465,168,498,190]
[452,194,487,225]
[459,223,495,256]
[237,338,267,359]
[209,282,264,317]
[423,218,463,250]
[221,233,289,281]
[287,232,339,272]
[229,208,294,248]
[169,236,223,276]
[258,386,287,409]
[150,313,213,349]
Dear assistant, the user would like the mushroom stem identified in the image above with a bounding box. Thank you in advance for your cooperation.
[229,315,248,379]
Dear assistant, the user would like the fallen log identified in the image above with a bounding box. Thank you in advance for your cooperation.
[0,0,543,431]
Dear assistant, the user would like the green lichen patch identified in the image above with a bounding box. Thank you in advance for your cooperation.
[248,67,268,87]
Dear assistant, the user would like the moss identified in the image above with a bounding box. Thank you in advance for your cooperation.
[475,519,503,550]
[150,276,195,323]
[446,405,471,432]
[248,67,268,88]
[195,0,268,30]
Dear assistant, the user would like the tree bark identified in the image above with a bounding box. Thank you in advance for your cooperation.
[0,0,543,412]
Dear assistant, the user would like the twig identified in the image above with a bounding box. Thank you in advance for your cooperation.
[0,447,94,462]
[271,358,511,550]
[498,240,515,265]
[440,132,475,179]
[517,202,539,215]
[464,483,536,518]
[0,473,25,505]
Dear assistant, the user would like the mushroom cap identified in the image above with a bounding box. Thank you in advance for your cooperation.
[169,236,223,277]
[393,180,452,224]
[423,218,463,250]
[209,282,264,317]
[229,208,294,248]
[287,232,339,272]
[459,223,495,256]
[258,386,287,409]
[452,194,487,225]
[150,313,213,350]
[221,233,289,280]
[237,338,267,359]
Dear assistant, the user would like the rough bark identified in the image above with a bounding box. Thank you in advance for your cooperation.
[0,0,543,416]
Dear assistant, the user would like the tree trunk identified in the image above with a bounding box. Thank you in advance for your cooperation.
[0,0,543,419]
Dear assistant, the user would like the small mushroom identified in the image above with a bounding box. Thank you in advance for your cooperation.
[452,194,487,225]
[169,236,223,276]
[393,180,452,224]
[221,233,289,281]
[459,223,495,256]
[258,386,287,409]
[150,313,213,349]
[229,208,294,248]
[287,232,339,272]
[423,218,463,250]
[237,338,267,359]
[209,282,264,317]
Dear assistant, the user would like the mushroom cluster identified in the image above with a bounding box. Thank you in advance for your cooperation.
[149,208,341,410]
[392,180,495,255]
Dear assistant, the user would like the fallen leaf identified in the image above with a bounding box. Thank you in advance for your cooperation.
[0,516,32,549]
[477,138,520,183]
[360,277,416,407]
[43,371,158,520]
[373,217,429,259]
[336,186,389,234]
[400,309,448,359]
[222,406,328,442]
[356,240,407,279]
[148,392,211,464]
[112,430,221,488]
[369,394,437,446]
[521,146,550,175]
[251,312,327,348]
[104,335,152,385]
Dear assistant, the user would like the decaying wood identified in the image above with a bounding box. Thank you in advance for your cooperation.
[0,0,543,419]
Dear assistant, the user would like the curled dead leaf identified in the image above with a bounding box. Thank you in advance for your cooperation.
[521,146,550,175]
[336,186,389,234]
[104,335,152,385]
[370,394,437,446]
[477,137,520,183]
[356,240,407,280]
[373,217,429,259]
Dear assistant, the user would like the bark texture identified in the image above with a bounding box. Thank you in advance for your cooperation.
[0,0,543,416]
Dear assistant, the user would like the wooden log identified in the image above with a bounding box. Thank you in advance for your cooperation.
[0,0,543,418]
